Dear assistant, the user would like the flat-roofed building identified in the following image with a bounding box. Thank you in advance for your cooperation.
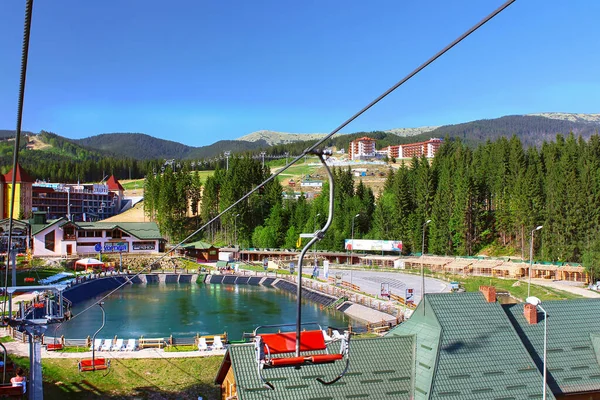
[349,136,376,160]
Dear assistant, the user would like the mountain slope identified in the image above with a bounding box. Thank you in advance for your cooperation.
[428,115,600,147]
[75,132,269,160]
[528,112,600,124]
[75,133,196,159]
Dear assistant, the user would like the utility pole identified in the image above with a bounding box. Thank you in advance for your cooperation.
[260,152,266,168]
[224,151,231,170]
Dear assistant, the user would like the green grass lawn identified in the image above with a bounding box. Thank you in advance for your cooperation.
[4,268,65,287]
[164,345,197,352]
[120,179,144,190]
[10,355,222,400]
[121,171,215,191]
[457,275,582,301]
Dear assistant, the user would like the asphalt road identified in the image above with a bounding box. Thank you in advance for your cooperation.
[320,267,451,304]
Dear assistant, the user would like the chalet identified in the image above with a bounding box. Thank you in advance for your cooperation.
[179,240,219,262]
[28,212,164,256]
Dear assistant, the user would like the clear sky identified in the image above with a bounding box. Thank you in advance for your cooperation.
[0,0,598,147]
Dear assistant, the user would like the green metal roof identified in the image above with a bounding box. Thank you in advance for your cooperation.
[28,217,66,235]
[504,299,600,396]
[389,292,554,399]
[182,240,215,250]
[220,336,415,400]
[387,296,441,399]
[75,222,162,240]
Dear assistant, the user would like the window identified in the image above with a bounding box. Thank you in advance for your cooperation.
[112,229,122,239]
[44,231,55,252]
[64,226,75,239]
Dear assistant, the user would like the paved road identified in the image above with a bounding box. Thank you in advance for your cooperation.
[321,268,451,303]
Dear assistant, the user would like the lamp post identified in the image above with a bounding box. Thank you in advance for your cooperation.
[526,296,547,400]
[314,213,321,262]
[234,213,240,255]
[350,214,360,284]
[528,225,543,298]
[421,219,431,311]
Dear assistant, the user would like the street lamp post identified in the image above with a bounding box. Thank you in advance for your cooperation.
[526,296,547,400]
[350,214,360,284]
[234,213,240,256]
[421,219,431,311]
[528,225,543,298]
[314,213,321,262]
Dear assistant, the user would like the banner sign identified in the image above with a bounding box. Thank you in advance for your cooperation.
[405,288,415,305]
[104,242,128,252]
[381,283,390,298]
[344,239,402,252]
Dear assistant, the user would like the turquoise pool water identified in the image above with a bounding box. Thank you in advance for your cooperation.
[57,283,348,341]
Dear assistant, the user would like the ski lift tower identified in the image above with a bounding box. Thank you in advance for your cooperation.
[3,284,69,400]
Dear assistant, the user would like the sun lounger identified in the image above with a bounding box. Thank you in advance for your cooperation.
[100,339,112,351]
[198,337,208,351]
[90,338,103,351]
[212,336,224,350]
[331,330,344,340]
[125,339,137,351]
[111,338,124,351]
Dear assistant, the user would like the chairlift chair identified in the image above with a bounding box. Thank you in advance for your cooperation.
[252,150,351,390]
[78,302,110,373]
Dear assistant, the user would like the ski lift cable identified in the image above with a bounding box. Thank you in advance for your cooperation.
[2,0,34,318]
[7,0,516,325]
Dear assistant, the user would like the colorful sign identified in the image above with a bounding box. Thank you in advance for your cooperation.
[104,242,128,252]
[344,239,402,252]
[381,283,390,298]
[405,288,415,304]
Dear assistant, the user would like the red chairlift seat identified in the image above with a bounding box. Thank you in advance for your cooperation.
[254,326,350,390]
[78,357,110,372]
[46,343,63,351]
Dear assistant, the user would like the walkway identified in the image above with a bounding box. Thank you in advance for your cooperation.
[526,278,600,298]
[0,331,225,360]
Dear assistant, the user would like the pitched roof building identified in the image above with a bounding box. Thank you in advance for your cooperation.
[215,336,415,400]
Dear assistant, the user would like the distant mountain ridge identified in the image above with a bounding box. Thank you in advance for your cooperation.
[236,130,328,145]
[1,112,598,162]
[527,112,600,124]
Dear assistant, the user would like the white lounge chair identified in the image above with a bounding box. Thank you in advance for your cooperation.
[322,330,334,342]
[100,339,112,351]
[212,336,224,350]
[125,339,137,351]
[111,338,124,351]
[198,337,208,351]
[331,330,344,340]
[90,338,103,351]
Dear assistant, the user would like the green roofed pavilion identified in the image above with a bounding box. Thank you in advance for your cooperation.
[215,336,415,400]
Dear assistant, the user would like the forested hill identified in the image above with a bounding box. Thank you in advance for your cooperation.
[75,133,196,159]
[74,133,268,160]
[0,129,34,139]
[427,115,600,147]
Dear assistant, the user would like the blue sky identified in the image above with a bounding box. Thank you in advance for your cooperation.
[0,0,598,147]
